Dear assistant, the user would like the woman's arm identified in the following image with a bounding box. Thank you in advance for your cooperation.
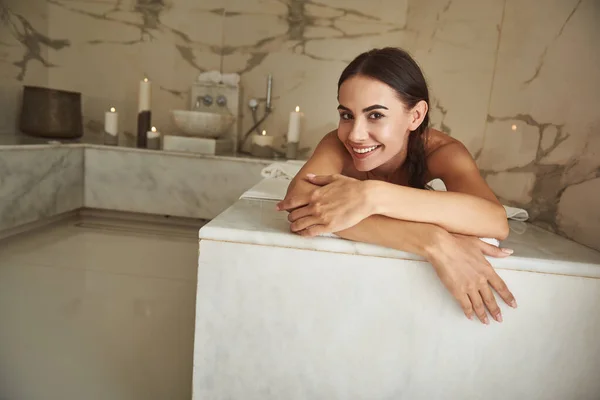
[285,130,346,198]
[304,140,508,240]
[367,183,508,240]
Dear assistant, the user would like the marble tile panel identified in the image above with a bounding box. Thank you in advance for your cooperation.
[193,239,600,399]
[84,147,271,220]
[0,146,83,231]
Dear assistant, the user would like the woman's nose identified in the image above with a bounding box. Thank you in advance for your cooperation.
[348,119,369,142]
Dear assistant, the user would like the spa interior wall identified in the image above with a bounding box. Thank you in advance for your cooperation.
[1,0,598,250]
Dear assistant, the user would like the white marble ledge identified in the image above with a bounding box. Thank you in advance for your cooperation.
[0,141,280,164]
[199,198,600,279]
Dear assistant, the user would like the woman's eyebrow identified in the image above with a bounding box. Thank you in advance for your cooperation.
[337,104,389,112]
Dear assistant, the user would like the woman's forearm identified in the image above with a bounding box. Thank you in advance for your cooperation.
[285,177,446,257]
[336,214,445,259]
[368,181,509,240]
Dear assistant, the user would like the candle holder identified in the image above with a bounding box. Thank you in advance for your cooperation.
[251,143,274,158]
[147,126,161,150]
[137,110,151,148]
[103,131,118,146]
[250,130,275,158]
[286,141,299,159]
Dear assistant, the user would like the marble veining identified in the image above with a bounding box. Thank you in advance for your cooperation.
[84,146,271,220]
[0,146,83,231]
[0,143,276,231]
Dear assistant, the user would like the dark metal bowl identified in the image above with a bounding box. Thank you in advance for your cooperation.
[19,85,83,138]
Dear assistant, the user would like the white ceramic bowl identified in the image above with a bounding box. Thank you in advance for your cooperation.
[171,110,236,138]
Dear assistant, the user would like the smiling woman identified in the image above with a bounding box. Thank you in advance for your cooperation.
[278,47,516,325]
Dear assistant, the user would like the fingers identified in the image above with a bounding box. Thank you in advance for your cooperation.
[479,285,502,323]
[290,216,323,233]
[276,194,310,211]
[298,224,329,237]
[288,206,312,223]
[306,174,336,186]
[487,271,518,308]
[477,240,514,258]
[456,293,474,320]
[468,292,489,325]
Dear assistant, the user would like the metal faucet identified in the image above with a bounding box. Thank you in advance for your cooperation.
[195,95,213,109]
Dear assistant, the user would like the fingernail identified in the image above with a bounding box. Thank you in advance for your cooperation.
[496,314,503,323]
[510,299,518,308]
[306,173,316,178]
[483,317,489,325]
[501,248,514,255]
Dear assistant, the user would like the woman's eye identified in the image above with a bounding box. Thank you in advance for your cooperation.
[339,112,353,120]
[368,112,384,120]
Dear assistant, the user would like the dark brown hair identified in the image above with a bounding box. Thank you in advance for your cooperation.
[337,47,430,189]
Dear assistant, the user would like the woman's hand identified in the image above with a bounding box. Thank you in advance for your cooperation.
[426,230,517,324]
[276,174,375,236]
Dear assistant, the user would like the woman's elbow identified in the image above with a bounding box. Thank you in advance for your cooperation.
[493,205,509,241]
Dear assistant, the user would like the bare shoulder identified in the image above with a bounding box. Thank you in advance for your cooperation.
[424,128,463,157]
[424,128,477,179]
[423,129,500,204]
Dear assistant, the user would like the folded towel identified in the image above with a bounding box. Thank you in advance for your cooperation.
[240,178,290,201]
[197,70,240,86]
[503,206,529,222]
[260,162,303,180]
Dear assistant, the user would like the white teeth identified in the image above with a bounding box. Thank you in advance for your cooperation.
[352,145,379,154]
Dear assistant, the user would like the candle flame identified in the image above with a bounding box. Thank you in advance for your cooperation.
[144,77,149,82]
[261,130,266,136]
[151,126,157,132]
[511,124,517,131]
[295,106,300,112]
[110,107,116,112]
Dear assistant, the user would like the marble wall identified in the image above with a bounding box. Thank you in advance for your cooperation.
[0,146,84,231]
[0,0,598,250]
[85,147,270,220]
[0,0,50,134]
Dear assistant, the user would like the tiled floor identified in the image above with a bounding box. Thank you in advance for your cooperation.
[0,211,204,400]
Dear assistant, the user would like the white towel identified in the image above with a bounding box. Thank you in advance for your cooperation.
[260,162,303,180]
[197,70,240,86]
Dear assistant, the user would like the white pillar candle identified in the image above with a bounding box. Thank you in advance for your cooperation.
[138,77,152,112]
[287,106,303,143]
[104,107,118,136]
[252,129,274,147]
[147,126,160,139]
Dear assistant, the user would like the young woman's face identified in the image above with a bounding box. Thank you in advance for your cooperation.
[337,74,415,173]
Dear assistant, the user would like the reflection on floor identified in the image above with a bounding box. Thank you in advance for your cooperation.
[0,210,205,400]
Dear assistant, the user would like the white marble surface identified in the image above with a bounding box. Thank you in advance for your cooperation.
[0,143,278,231]
[0,146,83,231]
[199,198,600,278]
[84,147,272,220]
[193,239,600,400]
